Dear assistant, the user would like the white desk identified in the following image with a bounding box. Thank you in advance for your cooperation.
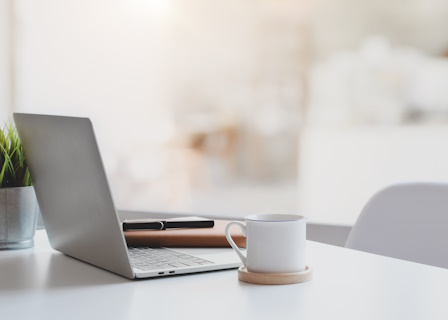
[1,230,448,320]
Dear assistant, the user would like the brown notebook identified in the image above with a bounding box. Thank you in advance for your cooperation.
[124,220,246,248]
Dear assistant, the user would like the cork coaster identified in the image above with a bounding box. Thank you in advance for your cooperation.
[238,266,313,285]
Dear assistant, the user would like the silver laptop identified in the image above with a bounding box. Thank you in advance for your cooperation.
[14,113,241,279]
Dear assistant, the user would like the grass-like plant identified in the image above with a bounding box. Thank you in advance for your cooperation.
[0,121,32,188]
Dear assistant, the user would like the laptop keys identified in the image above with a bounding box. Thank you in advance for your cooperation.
[128,247,213,271]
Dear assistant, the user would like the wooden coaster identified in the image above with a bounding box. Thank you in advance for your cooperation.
[238,266,313,285]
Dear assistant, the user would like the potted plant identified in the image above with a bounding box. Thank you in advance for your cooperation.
[0,121,38,249]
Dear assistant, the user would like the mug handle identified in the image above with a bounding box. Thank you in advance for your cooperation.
[225,221,247,265]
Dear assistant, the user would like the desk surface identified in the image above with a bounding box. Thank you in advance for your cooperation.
[1,230,448,320]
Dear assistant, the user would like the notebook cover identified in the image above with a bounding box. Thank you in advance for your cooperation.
[124,220,246,248]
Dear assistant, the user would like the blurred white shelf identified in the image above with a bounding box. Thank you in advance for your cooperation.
[299,124,448,225]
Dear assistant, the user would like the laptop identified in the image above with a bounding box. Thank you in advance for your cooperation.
[14,113,242,279]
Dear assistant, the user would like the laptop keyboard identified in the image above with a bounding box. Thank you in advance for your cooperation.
[128,247,213,271]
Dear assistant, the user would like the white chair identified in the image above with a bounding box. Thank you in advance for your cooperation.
[345,182,448,269]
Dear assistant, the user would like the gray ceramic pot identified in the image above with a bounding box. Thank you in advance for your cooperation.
[0,186,39,249]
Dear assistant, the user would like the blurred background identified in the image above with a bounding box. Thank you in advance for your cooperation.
[2,0,448,233]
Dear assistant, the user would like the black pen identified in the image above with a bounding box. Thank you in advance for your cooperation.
[122,220,214,231]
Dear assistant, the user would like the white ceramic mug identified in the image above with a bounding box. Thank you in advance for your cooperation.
[225,214,307,274]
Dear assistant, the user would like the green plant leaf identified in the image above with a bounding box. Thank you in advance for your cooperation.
[0,120,33,188]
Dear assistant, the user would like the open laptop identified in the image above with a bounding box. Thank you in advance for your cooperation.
[14,113,241,279]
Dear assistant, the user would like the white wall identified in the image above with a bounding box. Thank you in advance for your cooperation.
[0,0,12,123]
[13,0,189,210]
[12,0,308,211]
[11,0,448,224]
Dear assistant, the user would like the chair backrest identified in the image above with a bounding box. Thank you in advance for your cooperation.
[345,182,448,269]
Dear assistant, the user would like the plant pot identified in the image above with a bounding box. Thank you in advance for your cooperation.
[0,186,39,250]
